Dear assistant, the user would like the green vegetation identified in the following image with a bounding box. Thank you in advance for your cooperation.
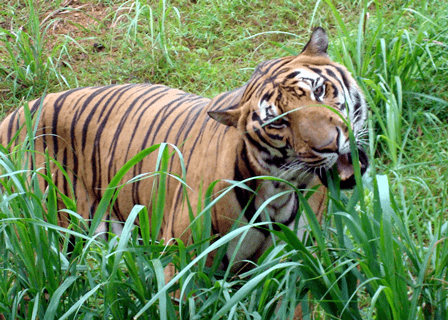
[1,0,447,319]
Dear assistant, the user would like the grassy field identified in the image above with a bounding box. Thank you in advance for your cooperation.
[1,0,448,319]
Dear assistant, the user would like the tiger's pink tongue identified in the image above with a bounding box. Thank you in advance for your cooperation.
[337,153,354,181]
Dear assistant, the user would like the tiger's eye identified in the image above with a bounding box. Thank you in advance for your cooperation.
[314,85,324,97]
[268,118,287,128]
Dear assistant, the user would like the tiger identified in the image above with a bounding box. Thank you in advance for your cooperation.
[0,27,368,271]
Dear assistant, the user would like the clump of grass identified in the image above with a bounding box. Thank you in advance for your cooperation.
[2,103,445,319]
[110,0,181,65]
[0,0,83,102]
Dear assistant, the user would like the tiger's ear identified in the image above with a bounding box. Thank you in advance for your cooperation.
[299,27,329,57]
[208,109,241,128]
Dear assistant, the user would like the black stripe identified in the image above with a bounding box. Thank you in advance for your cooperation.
[274,194,299,230]
[263,154,287,166]
[86,86,132,196]
[124,86,172,162]
[285,71,301,79]
[249,113,285,153]
[325,68,342,99]
[89,201,98,221]
[265,58,293,75]
[69,91,94,194]
[50,88,87,157]
[160,95,205,144]
[245,129,271,155]
[334,66,351,90]
[80,85,129,153]
[352,90,362,118]
[232,145,270,236]
[209,85,246,111]
[108,85,160,161]
[307,66,326,77]
[6,109,19,143]
[130,93,202,204]
[182,114,216,171]
[262,91,274,101]
[144,93,192,147]
[126,86,202,206]
[172,100,206,146]
[30,97,43,114]
[104,84,158,207]
[62,148,69,198]
[222,253,230,269]
[334,66,352,109]
[90,85,136,195]
[168,101,206,180]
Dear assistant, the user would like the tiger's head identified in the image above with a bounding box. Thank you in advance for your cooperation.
[209,27,369,189]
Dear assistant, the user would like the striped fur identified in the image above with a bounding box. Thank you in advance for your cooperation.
[0,27,368,269]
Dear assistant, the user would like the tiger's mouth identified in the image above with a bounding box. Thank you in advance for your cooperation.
[317,147,369,189]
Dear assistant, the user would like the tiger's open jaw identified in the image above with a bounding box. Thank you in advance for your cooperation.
[317,147,369,189]
[337,153,355,181]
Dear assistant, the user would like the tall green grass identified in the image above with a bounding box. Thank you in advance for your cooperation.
[0,0,83,100]
[110,0,181,65]
[1,103,447,319]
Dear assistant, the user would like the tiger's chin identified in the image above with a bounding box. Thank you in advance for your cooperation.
[317,147,369,189]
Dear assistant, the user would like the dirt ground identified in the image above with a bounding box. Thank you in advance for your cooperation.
[41,0,112,55]
[42,0,110,36]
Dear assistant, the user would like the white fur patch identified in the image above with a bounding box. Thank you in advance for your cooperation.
[258,100,279,121]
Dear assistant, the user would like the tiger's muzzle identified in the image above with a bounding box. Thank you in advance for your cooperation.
[293,106,369,189]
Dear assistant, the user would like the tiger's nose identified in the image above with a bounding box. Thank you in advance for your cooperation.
[311,127,343,153]
[296,106,348,153]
